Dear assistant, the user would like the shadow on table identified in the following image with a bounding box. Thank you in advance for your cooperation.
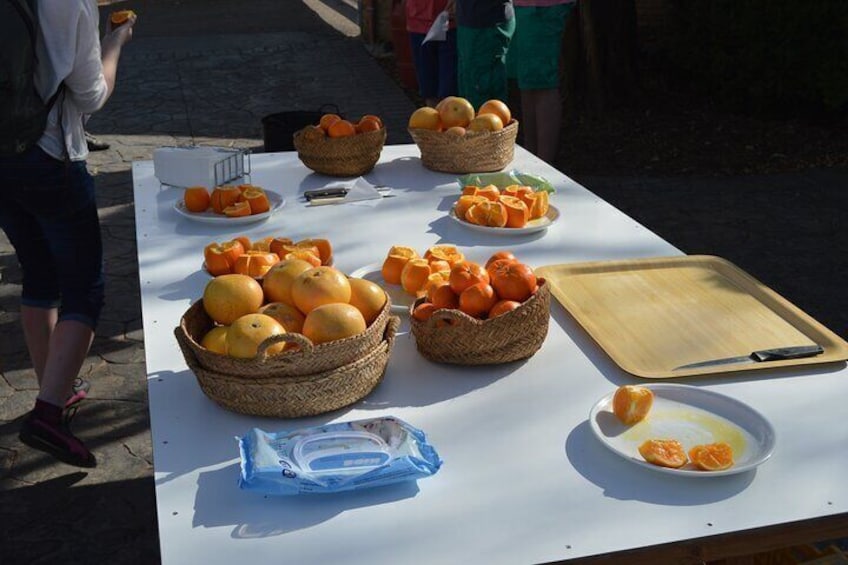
[192,462,420,537]
[565,421,755,504]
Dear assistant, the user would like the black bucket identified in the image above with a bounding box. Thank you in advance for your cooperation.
[261,104,342,152]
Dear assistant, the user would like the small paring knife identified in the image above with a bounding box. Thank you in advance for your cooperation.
[674,344,825,371]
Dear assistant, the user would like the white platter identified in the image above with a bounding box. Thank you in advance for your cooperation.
[449,204,560,235]
[174,190,285,224]
[589,383,776,477]
[349,262,414,314]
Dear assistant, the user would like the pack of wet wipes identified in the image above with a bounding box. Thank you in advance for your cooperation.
[238,416,442,495]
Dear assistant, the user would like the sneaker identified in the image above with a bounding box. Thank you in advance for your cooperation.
[65,377,91,409]
[85,131,110,151]
[19,409,97,468]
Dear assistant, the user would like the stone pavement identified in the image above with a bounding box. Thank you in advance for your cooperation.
[0,1,845,563]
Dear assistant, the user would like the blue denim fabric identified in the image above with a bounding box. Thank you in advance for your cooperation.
[0,146,104,329]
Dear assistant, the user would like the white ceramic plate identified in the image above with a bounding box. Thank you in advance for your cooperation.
[349,262,414,314]
[449,204,560,235]
[174,190,285,224]
[589,383,776,477]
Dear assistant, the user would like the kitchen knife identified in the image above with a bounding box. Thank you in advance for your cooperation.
[673,344,824,370]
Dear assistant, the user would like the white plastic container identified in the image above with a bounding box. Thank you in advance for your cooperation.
[153,146,249,188]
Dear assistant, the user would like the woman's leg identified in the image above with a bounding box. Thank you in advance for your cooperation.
[20,305,58,385]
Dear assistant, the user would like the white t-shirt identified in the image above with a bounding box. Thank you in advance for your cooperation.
[34,0,109,161]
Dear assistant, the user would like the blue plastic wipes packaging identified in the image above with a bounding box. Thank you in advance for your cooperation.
[238,416,442,495]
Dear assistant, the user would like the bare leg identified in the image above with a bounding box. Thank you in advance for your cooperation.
[521,88,563,164]
[37,320,94,407]
[20,305,58,385]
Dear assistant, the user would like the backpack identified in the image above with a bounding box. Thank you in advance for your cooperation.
[0,0,60,156]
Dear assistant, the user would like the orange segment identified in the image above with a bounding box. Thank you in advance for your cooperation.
[233,251,280,278]
[612,385,654,425]
[465,200,508,228]
[297,238,333,265]
[381,245,419,285]
[498,195,530,228]
[526,190,550,220]
[210,185,242,214]
[688,443,734,471]
[474,184,501,201]
[638,439,688,468]
[454,195,485,220]
[240,188,270,214]
[400,258,432,295]
[223,201,252,217]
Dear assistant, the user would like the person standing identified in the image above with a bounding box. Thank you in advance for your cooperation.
[455,0,515,111]
[507,0,576,163]
[0,0,135,467]
[406,0,458,108]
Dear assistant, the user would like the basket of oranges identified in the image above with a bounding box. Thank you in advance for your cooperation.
[293,113,387,177]
[407,97,518,174]
[381,245,550,365]
[174,262,400,418]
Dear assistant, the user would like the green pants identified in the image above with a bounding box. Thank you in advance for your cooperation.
[457,19,516,110]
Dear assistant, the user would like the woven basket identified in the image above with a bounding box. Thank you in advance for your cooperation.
[409,119,518,174]
[177,316,399,418]
[409,278,550,365]
[174,295,393,378]
[293,126,387,177]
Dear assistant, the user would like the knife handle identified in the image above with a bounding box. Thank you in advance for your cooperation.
[751,345,824,362]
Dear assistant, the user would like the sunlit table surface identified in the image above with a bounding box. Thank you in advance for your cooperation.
[132,144,848,564]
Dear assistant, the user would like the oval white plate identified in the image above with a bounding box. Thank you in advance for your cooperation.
[174,190,285,224]
[449,204,559,235]
[349,262,414,314]
[589,383,776,477]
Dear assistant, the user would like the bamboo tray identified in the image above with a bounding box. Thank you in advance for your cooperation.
[536,255,848,378]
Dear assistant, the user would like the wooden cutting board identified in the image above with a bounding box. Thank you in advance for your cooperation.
[536,255,848,378]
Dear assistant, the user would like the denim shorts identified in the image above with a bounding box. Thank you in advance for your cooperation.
[0,146,104,329]
[409,29,458,101]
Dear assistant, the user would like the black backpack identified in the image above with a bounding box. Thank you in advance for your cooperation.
[0,0,61,156]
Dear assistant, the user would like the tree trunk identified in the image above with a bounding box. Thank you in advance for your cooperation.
[563,0,640,118]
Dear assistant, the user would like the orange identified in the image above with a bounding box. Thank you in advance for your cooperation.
[233,251,279,278]
[204,239,246,276]
[360,114,383,127]
[200,325,229,354]
[424,244,465,267]
[428,282,459,310]
[445,126,466,137]
[458,282,497,318]
[454,195,485,220]
[297,238,333,265]
[202,274,264,325]
[356,116,382,134]
[473,185,501,201]
[504,184,535,202]
[477,99,512,127]
[250,236,275,252]
[301,124,326,142]
[268,237,295,257]
[612,385,655,425]
[408,107,441,130]
[401,258,432,295]
[488,299,522,318]
[210,185,242,214]
[226,313,286,358]
[688,443,734,471]
[262,258,314,306]
[328,119,356,138]
[428,259,451,274]
[465,200,508,228]
[419,271,451,299]
[348,277,388,324]
[110,9,135,26]
[499,195,530,228]
[526,190,550,220]
[412,302,437,322]
[638,439,688,469]
[302,303,367,345]
[233,235,252,252]
[319,113,342,132]
[381,245,419,285]
[284,250,322,268]
[223,201,252,217]
[490,261,537,302]
[259,302,306,334]
[462,185,481,196]
[184,186,211,213]
[449,261,490,295]
[485,250,517,270]
[291,266,352,314]
[240,188,270,215]
[438,96,475,128]
[467,113,504,133]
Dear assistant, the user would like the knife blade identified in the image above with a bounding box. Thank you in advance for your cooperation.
[673,344,824,371]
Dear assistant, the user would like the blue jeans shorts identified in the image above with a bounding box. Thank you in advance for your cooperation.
[0,146,104,329]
